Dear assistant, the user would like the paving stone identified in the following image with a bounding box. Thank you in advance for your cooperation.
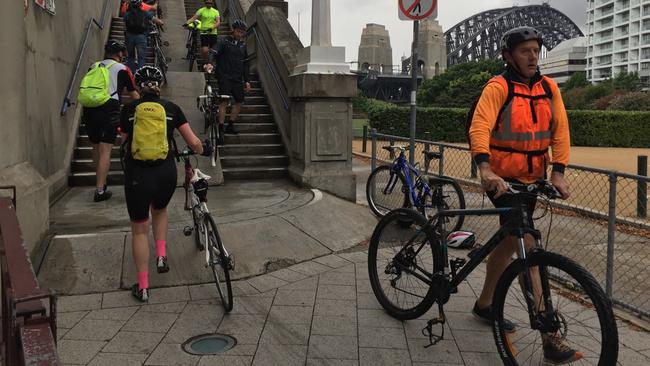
[57,311,88,329]
[336,252,368,264]
[445,311,492,333]
[270,268,309,283]
[407,338,463,364]
[103,331,165,354]
[63,318,125,341]
[452,330,497,352]
[147,286,191,304]
[355,280,373,294]
[289,261,333,276]
[122,309,179,333]
[274,289,317,306]
[58,294,102,312]
[281,276,318,291]
[230,280,262,296]
[313,254,353,269]
[189,283,219,301]
[215,344,258,356]
[86,307,139,321]
[58,339,107,364]
[355,293,383,310]
[359,348,411,366]
[141,301,187,314]
[618,346,650,365]
[88,352,148,366]
[357,309,403,329]
[145,342,201,365]
[460,351,503,366]
[247,273,289,292]
[267,305,313,324]
[162,304,223,343]
[306,359,359,366]
[217,315,266,344]
[57,328,70,341]
[227,293,274,315]
[308,335,358,360]
[311,316,357,337]
[102,290,145,309]
[319,271,356,286]
[259,322,311,345]
[314,299,357,318]
[358,326,408,349]
[354,264,369,280]
[197,355,253,366]
[252,343,307,366]
[317,284,356,300]
[444,295,478,313]
[403,318,452,340]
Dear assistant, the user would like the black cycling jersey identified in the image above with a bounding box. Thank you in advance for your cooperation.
[208,35,250,83]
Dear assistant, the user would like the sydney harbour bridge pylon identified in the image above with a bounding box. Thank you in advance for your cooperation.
[445,4,583,66]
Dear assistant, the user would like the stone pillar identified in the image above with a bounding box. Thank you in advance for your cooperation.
[417,18,447,79]
[288,0,357,201]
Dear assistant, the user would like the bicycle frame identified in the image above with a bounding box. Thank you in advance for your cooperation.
[389,152,432,208]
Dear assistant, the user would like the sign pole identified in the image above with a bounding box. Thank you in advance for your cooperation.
[409,20,419,166]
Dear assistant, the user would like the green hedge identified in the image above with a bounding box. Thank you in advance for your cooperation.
[367,100,650,148]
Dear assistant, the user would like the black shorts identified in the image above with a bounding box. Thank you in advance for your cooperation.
[218,78,244,104]
[123,158,177,222]
[200,34,218,48]
[83,99,120,144]
[486,179,538,231]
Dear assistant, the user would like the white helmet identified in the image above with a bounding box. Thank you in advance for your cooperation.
[446,231,476,249]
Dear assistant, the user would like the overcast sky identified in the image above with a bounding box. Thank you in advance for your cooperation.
[286,0,587,67]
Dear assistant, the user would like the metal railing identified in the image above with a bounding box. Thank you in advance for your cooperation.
[370,130,650,319]
[60,0,113,116]
[0,190,59,365]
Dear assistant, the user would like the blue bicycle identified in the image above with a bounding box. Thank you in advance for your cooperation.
[366,145,466,232]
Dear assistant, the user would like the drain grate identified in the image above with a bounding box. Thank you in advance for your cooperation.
[182,334,237,355]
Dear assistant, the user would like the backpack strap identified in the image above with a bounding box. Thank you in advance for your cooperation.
[494,74,514,132]
[101,61,120,97]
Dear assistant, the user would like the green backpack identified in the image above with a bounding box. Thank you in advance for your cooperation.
[78,61,118,108]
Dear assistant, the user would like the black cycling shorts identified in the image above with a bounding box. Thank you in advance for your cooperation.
[486,179,538,231]
[123,158,177,222]
[218,78,244,104]
[200,34,218,48]
[83,99,120,144]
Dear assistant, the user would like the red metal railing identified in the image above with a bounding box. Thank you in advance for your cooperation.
[0,187,59,365]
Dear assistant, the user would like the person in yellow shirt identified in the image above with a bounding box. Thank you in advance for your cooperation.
[469,26,580,364]
[186,0,221,61]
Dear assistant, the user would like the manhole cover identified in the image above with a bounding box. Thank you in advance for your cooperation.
[182,334,237,355]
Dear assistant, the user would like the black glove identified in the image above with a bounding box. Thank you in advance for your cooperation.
[201,140,213,157]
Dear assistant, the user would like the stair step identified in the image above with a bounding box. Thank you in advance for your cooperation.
[227,123,276,133]
[72,159,122,172]
[218,144,285,156]
[231,114,274,123]
[223,133,282,145]
[220,155,288,168]
[68,171,124,187]
[74,146,121,159]
[222,167,288,180]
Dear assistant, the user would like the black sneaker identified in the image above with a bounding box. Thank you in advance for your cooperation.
[472,302,516,333]
[156,256,169,273]
[93,189,112,202]
[542,333,583,364]
[131,284,149,302]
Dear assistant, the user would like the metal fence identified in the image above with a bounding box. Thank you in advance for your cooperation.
[370,130,650,319]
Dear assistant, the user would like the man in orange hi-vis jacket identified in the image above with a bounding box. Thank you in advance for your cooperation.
[468,26,580,364]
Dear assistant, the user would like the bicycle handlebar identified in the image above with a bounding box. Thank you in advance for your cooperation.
[176,147,197,158]
[382,145,410,153]
[507,180,562,200]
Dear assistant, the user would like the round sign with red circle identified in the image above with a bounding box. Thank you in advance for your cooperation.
[398,0,437,21]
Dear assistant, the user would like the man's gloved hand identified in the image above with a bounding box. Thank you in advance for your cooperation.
[201,139,213,156]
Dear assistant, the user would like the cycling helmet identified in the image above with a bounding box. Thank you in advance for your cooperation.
[231,19,248,31]
[500,26,543,52]
[446,231,476,249]
[105,39,127,54]
[130,0,142,7]
[134,66,164,86]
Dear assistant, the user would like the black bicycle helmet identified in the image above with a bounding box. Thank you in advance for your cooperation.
[501,26,543,52]
[130,0,142,8]
[231,19,247,31]
[105,39,127,54]
[134,66,164,86]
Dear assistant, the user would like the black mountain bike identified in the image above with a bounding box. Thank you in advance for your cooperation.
[368,180,617,365]
[183,21,200,72]
[179,148,234,312]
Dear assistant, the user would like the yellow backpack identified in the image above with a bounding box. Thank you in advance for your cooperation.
[131,102,169,161]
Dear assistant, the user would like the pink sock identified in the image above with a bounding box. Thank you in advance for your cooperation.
[155,240,166,257]
[138,271,149,290]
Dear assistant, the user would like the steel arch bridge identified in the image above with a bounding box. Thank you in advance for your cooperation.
[445,4,584,66]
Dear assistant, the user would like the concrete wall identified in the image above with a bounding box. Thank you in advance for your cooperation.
[0,0,119,253]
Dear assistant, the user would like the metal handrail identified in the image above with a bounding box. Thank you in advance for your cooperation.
[60,0,113,116]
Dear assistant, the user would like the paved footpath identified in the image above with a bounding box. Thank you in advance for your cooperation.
[56,248,650,366]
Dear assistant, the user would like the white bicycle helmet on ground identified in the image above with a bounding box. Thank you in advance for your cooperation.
[446,231,476,249]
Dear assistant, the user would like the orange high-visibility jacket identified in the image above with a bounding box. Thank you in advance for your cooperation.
[469,73,570,183]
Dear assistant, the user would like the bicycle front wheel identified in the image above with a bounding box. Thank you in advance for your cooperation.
[366,165,409,218]
[205,214,233,312]
[368,208,441,320]
[420,177,466,232]
[493,251,618,366]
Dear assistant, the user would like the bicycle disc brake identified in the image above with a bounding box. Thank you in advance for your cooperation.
[422,301,446,348]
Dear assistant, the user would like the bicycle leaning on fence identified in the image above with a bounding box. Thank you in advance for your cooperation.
[367,180,618,365]
[179,147,234,312]
[366,145,466,232]
[197,83,231,167]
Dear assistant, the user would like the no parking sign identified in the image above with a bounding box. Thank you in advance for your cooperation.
[398,0,437,21]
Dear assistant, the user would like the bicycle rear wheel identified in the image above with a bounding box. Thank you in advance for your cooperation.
[366,165,409,218]
[492,251,617,366]
[368,208,440,320]
[204,214,233,312]
[420,177,466,233]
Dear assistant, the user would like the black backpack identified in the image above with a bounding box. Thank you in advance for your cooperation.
[125,8,148,34]
[465,74,552,149]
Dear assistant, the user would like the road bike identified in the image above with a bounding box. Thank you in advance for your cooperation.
[366,145,466,232]
[368,180,617,365]
[179,148,234,312]
[197,85,230,167]
[183,21,200,72]
[147,24,169,84]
